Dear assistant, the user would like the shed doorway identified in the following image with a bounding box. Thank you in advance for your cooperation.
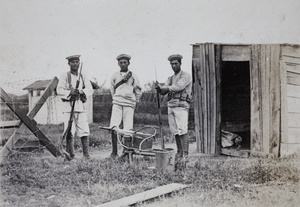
[221,61,251,150]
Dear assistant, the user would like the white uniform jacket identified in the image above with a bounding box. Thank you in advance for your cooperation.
[110,70,142,108]
[57,72,94,112]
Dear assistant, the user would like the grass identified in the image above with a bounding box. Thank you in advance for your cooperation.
[0,122,195,150]
[1,148,299,207]
[0,122,299,207]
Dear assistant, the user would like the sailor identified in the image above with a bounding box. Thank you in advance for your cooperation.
[109,54,142,158]
[57,55,94,160]
[156,54,192,166]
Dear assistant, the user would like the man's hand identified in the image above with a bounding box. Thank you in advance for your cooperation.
[69,88,80,101]
[79,91,87,103]
[155,81,161,93]
[70,88,80,96]
[159,86,169,95]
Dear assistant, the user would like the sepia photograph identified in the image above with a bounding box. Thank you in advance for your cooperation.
[1,0,300,206]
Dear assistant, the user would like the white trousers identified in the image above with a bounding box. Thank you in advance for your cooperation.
[109,104,134,130]
[63,112,90,137]
[168,107,189,136]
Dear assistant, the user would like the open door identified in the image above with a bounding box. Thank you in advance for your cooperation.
[192,43,251,156]
[221,61,251,150]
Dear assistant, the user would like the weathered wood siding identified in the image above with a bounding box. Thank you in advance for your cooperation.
[250,45,281,156]
[280,45,300,156]
[192,43,220,154]
[192,43,300,157]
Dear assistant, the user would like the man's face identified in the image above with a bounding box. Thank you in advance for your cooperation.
[69,59,80,71]
[170,60,181,73]
[118,59,129,71]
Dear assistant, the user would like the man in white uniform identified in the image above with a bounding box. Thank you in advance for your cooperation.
[109,54,142,158]
[156,54,192,165]
[57,55,94,160]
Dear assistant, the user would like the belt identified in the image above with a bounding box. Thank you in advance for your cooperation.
[168,93,192,103]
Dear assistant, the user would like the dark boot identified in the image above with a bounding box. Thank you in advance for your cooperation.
[182,134,190,163]
[175,134,189,171]
[110,131,118,158]
[66,135,75,159]
[119,135,132,162]
[175,135,183,158]
[81,136,90,159]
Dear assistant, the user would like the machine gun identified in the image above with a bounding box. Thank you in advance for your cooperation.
[61,62,83,160]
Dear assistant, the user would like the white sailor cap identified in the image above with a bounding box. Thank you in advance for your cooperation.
[168,54,183,62]
[66,55,80,62]
[116,54,131,61]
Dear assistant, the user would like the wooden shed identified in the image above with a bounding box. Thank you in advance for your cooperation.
[192,43,300,157]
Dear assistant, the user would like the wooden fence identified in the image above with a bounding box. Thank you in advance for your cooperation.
[93,92,195,128]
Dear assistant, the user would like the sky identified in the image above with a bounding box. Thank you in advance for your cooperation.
[1,0,300,95]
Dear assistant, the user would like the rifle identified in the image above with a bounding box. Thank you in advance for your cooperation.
[61,62,84,160]
[155,67,165,149]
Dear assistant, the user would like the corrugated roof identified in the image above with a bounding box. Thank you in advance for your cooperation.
[23,80,52,90]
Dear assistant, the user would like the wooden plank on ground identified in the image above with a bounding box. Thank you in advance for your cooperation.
[0,120,20,129]
[221,148,250,158]
[0,87,62,158]
[95,183,188,207]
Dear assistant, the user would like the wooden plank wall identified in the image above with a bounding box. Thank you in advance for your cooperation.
[192,43,220,154]
[280,45,300,156]
[215,45,222,155]
[192,45,202,153]
[250,45,281,156]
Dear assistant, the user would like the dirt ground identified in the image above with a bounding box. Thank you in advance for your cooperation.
[69,140,198,160]
[1,141,300,207]
[88,142,300,207]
